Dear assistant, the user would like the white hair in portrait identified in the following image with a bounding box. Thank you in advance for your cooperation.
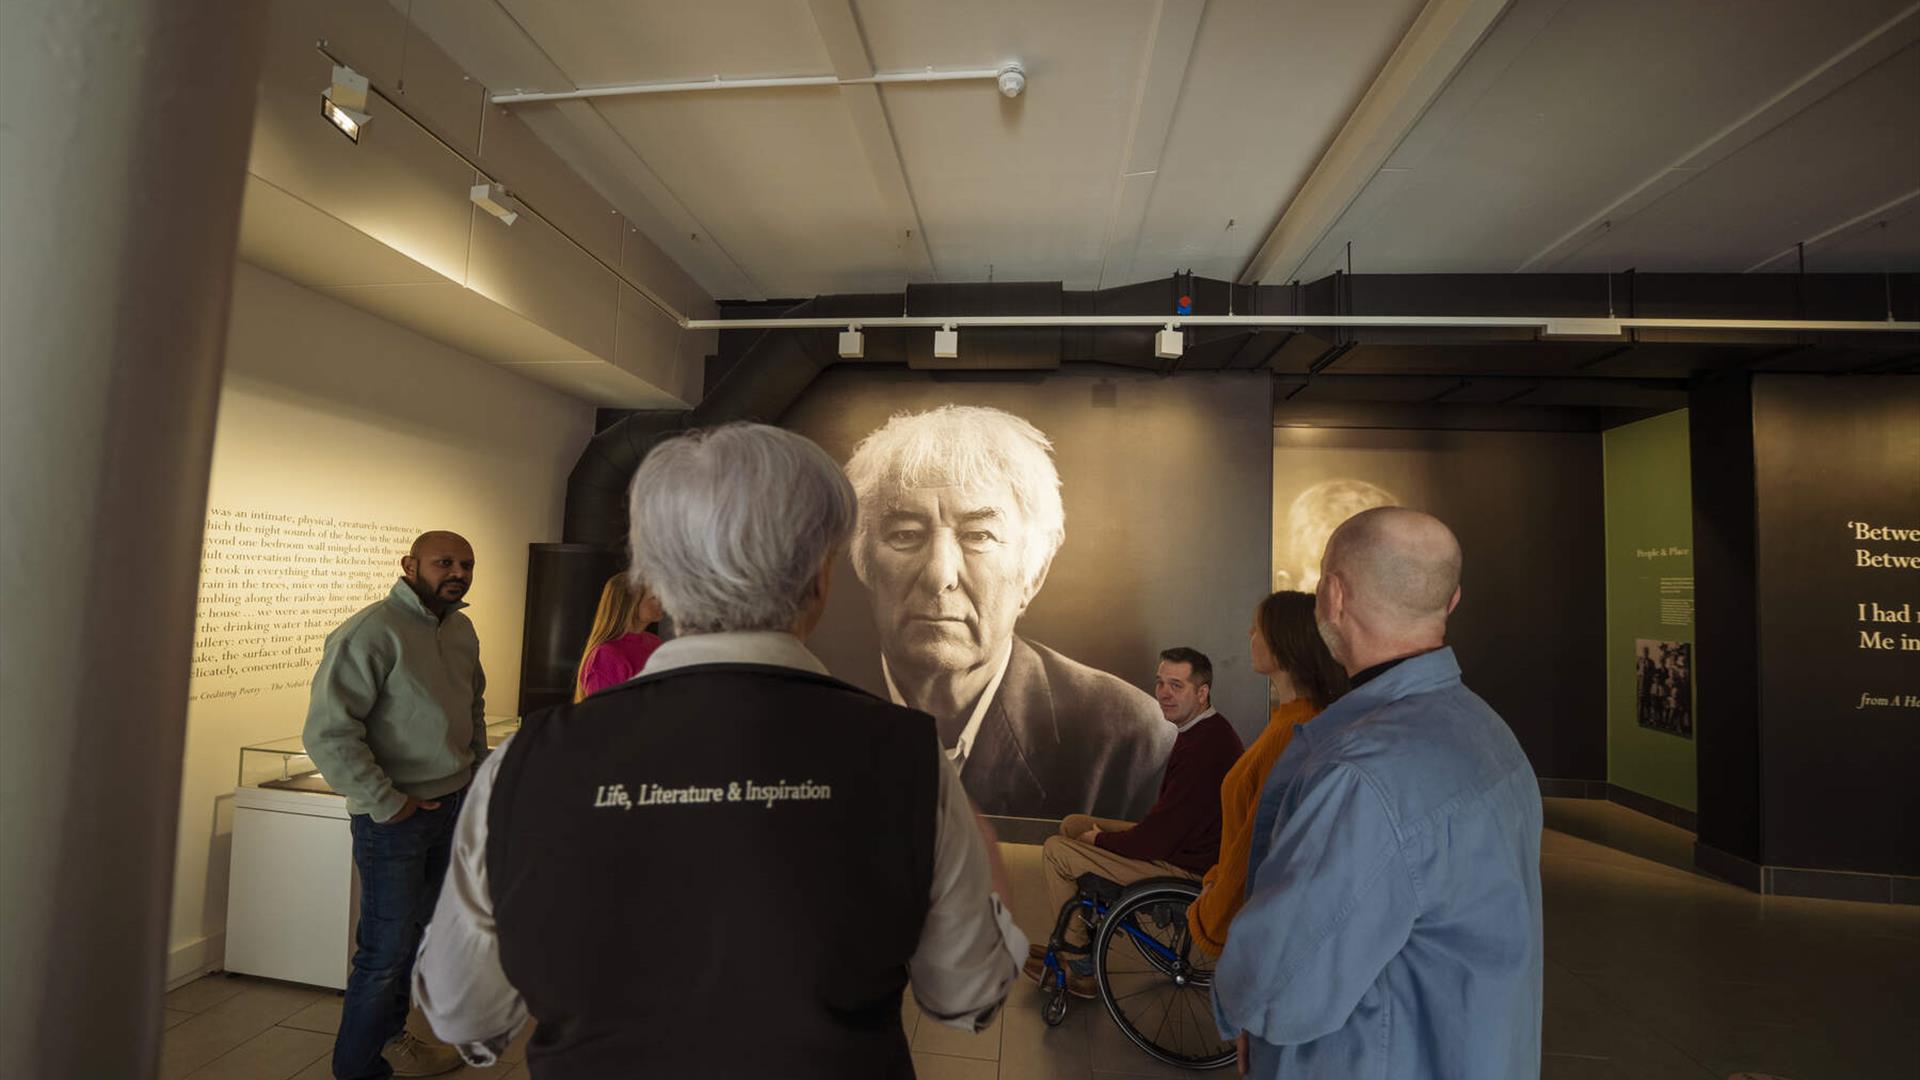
[627,423,855,634]
[843,404,1066,591]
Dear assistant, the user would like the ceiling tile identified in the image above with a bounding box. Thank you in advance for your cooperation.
[1303,0,1918,275]
[862,0,1161,288]
[589,88,901,296]
[1129,0,1427,284]
[1557,38,1920,273]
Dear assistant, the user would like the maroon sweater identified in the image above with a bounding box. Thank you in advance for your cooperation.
[1094,712,1243,872]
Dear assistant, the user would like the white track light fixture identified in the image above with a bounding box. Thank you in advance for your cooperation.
[838,326,865,359]
[470,182,520,226]
[933,324,960,359]
[321,64,371,143]
[1155,324,1184,360]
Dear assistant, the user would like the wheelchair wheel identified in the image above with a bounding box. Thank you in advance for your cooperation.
[1092,880,1234,1070]
[1042,988,1069,1027]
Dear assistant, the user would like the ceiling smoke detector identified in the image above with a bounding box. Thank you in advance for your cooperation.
[997,62,1026,99]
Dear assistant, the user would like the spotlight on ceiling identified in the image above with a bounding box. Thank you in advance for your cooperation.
[838,326,865,359]
[470,182,520,226]
[933,324,960,359]
[1155,324,1184,361]
[321,64,371,143]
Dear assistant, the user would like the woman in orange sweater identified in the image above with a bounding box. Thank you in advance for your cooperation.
[1188,590,1350,954]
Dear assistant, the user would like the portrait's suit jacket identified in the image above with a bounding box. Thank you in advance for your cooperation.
[959,636,1173,820]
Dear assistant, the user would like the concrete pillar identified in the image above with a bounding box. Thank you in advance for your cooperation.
[0,3,266,1076]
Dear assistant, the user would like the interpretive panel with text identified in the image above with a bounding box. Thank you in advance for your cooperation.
[1753,374,1920,876]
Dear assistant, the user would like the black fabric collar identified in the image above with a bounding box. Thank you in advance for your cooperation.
[1348,647,1441,689]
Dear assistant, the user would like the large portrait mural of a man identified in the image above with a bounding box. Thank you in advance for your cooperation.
[844,405,1168,818]
[783,370,1275,821]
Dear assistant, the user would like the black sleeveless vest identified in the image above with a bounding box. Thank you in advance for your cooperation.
[488,663,939,1079]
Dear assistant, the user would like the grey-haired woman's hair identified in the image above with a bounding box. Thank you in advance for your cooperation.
[626,423,855,634]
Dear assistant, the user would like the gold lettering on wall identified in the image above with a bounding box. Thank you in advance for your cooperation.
[190,508,421,700]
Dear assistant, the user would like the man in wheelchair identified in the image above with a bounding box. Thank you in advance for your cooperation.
[1025,647,1242,998]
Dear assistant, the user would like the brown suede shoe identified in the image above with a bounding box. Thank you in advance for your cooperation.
[383,1031,462,1077]
[1023,954,1097,999]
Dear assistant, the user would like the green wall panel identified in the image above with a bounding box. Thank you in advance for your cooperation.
[1604,410,1697,811]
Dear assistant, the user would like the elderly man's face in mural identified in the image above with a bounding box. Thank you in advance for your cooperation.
[865,478,1041,676]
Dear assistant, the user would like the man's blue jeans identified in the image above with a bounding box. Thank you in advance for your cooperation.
[333,791,462,1080]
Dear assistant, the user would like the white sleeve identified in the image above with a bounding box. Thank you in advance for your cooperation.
[906,748,1029,1031]
[412,734,529,1064]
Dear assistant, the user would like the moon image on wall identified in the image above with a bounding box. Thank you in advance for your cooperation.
[1275,478,1399,592]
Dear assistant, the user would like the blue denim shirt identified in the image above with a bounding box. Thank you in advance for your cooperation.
[1212,647,1543,1080]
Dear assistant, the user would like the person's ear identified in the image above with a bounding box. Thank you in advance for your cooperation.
[792,556,838,638]
[1446,585,1462,616]
[1018,551,1055,612]
[813,555,837,608]
[1197,683,1211,708]
[1322,572,1345,622]
[400,555,417,580]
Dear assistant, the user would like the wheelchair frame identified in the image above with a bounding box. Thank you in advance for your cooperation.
[1036,872,1234,1070]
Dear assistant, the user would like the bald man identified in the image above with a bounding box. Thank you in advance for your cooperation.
[1212,508,1543,1080]
[304,531,484,1079]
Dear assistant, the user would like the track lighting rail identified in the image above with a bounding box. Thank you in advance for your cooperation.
[680,314,1920,337]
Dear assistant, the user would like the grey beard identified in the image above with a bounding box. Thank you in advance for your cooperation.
[1316,618,1349,668]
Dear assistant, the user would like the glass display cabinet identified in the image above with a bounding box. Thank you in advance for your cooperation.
[236,718,518,794]
[237,735,334,795]
[225,718,517,990]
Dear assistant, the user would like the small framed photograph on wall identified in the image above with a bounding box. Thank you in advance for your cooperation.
[1633,639,1693,739]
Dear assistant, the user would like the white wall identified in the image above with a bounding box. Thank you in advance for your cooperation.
[168,264,594,981]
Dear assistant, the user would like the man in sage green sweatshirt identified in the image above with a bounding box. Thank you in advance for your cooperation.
[303,530,484,1080]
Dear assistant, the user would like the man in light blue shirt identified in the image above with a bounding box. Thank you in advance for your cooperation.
[1213,507,1542,1079]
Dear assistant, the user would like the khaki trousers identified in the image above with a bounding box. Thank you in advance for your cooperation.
[1042,815,1198,946]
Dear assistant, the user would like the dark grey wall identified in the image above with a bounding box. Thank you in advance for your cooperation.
[1271,426,1608,781]
[1690,375,1763,864]
[782,368,1276,746]
[1752,375,1920,876]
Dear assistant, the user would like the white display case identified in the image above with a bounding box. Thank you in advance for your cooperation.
[225,737,354,989]
[222,721,517,990]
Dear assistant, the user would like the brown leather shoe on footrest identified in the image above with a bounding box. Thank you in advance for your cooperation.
[1023,955,1098,999]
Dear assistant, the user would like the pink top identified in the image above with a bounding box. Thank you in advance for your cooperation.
[580,632,663,697]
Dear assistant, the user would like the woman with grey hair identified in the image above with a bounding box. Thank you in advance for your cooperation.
[632,421,859,633]
[413,423,1026,1080]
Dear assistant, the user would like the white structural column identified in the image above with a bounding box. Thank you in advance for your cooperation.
[0,3,266,1077]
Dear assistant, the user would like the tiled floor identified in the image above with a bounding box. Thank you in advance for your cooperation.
[159,976,530,1080]
[166,798,1918,1079]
